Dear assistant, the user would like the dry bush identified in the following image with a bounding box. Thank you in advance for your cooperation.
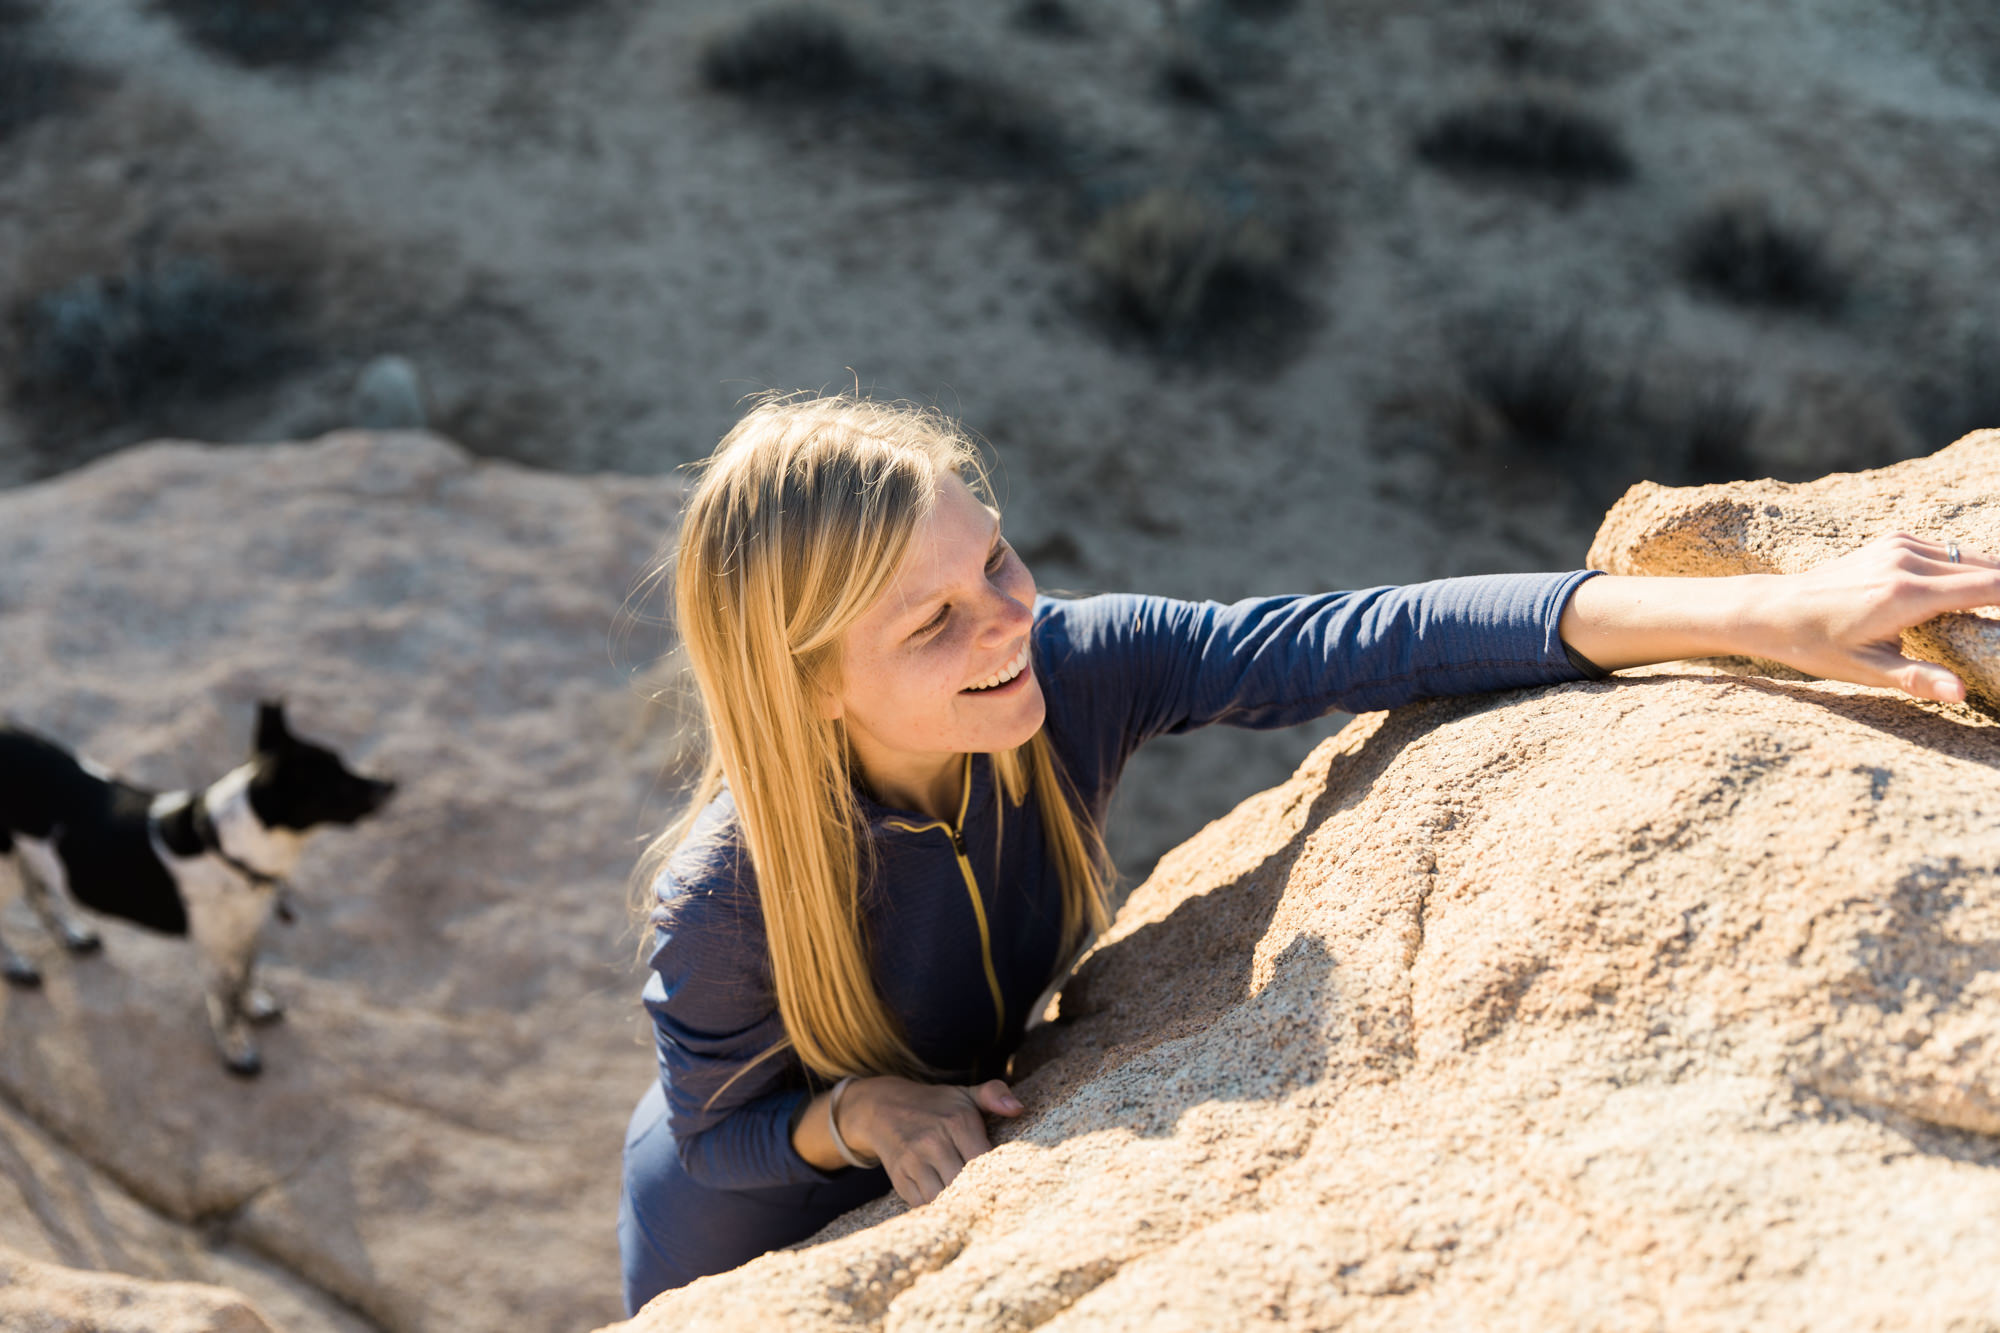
[1156,51,1225,109]
[10,256,305,424]
[152,0,391,69]
[1080,184,1308,361]
[1416,91,1632,184]
[482,0,603,17]
[1012,0,1086,38]
[1650,373,1761,484]
[1447,319,1763,501]
[700,7,1066,178]
[699,7,860,98]
[1454,320,1603,456]
[1680,196,1847,314]
[1222,0,1301,17]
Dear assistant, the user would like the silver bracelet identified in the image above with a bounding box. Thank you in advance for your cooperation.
[826,1076,879,1170]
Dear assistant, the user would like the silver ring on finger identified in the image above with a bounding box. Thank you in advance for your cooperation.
[1949,541,1961,564]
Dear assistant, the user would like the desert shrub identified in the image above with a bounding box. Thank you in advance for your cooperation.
[699,7,1065,177]
[1454,320,1604,455]
[1081,184,1306,358]
[1451,319,1774,499]
[11,257,303,418]
[1157,53,1224,108]
[1680,197,1847,313]
[1012,0,1085,38]
[1650,374,1761,483]
[0,1,86,142]
[888,62,1063,174]
[1416,91,1632,184]
[482,0,601,17]
[153,0,389,69]
[698,7,861,97]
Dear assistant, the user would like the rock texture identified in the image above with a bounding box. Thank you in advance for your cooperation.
[1589,429,2000,708]
[0,1095,374,1333]
[611,598,2000,1322]
[0,432,681,1333]
[0,1245,280,1333]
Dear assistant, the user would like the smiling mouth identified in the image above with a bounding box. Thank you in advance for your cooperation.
[962,642,1030,693]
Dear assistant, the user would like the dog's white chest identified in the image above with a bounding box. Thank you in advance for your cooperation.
[147,794,279,960]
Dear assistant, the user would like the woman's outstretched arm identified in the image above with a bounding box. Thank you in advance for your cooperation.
[1559,534,2000,703]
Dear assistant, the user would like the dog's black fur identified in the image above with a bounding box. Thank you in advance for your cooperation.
[0,701,394,1075]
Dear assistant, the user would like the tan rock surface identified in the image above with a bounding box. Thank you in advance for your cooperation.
[0,1243,288,1333]
[0,432,678,1332]
[0,1096,373,1333]
[610,662,2000,1331]
[0,1245,281,1333]
[1588,429,2000,708]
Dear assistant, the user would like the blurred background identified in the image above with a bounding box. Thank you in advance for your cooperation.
[2,3,1998,1330]
[5,0,1998,878]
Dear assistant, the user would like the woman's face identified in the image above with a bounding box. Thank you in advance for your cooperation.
[827,471,1043,814]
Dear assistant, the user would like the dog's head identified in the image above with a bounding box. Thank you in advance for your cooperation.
[246,700,397,831]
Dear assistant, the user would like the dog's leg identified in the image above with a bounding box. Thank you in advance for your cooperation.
[0,845,43,987]
[182,875,276,1077]
[241,952,284,1026]
[15,834,102,956]
[198,948,262,1078]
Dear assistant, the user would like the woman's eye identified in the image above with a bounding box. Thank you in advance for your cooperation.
[987,543,1008,573]
[919,606,949,636]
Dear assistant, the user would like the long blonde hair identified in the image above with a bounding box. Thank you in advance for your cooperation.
[632,391,1111,1084]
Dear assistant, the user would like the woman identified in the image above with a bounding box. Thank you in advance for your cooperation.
[618,391,1993,1311]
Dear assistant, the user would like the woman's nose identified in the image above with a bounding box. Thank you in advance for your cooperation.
[978,582,1033,643]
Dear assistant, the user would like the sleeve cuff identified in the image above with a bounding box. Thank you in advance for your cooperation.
[1554,570,1611,679]
[1562,639,1612,679]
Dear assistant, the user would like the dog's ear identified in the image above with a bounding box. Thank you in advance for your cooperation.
[255,699,293,753]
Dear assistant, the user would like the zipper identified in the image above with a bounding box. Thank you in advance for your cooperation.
[882,756,1005,1043]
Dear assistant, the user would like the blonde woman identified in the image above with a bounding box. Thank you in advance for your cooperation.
[618,391,1994,1311]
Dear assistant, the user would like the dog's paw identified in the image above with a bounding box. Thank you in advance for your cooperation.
[3,959,42,989]
[224,1048,263,1079]
[243,988,285,1026]
[62,929,101,956]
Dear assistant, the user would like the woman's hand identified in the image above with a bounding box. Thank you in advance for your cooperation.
[1560,534,2000,702]
[795,1075,1023,1206]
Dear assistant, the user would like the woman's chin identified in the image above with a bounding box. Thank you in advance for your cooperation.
[958,669,1046,747]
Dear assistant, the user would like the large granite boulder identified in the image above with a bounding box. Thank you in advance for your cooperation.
[610,438,2000,1331]
[0,432,680,1332]
[0,1245,280,1333]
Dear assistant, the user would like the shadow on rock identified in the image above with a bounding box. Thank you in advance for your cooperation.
[1007,709,1423,1139]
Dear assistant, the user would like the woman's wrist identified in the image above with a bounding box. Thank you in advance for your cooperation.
[826,1076,880,1168]
[833,1075,894,1163]
[788,1075,890,1172]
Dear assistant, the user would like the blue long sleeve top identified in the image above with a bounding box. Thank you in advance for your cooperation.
[640,571,1601,1191]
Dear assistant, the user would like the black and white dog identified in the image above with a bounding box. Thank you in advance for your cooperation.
[0,702,394,1076]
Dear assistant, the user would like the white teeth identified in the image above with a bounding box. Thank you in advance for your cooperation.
[967,643,1029,692]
